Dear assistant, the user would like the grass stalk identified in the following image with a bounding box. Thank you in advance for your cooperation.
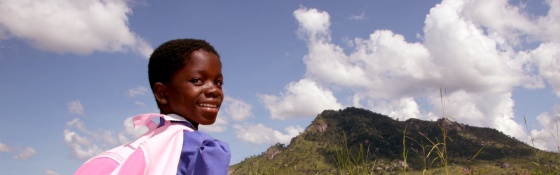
[403,125,408,174]
[440,88,450,174]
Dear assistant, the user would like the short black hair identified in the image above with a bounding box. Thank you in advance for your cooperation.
[148,39,220,91]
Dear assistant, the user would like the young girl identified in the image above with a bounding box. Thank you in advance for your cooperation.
[74,39,231,175]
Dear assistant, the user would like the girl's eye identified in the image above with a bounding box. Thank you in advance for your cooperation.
[215,80,224,87]
[189,78,203,85]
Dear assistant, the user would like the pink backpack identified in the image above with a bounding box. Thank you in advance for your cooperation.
[74,113,231,175]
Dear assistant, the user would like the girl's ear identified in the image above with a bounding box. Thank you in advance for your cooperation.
[154,82,168,105]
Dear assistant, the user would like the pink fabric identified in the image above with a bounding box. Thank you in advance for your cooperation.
[74,157,118,175]
[133,113,163,131]
[117,148,146,175]
[74,114,197,175]
[141,123,193,174]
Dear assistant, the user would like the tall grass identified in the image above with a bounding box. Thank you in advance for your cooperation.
[401,88,469,174]
[404,88,452,174]
[524,115,560,175]
[438,88,450,174]
[406,136,428,174]
[333,132,375,174]
[403,125,409,174]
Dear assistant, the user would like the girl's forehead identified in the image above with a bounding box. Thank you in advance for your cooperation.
[181,51,222,72]
[185,50,220,63]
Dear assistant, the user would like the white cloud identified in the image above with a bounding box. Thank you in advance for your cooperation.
[278,0,560,149]
[427,91,526,139]
[68,100,84,115]
[369,97,423,121]
[44,170,62,175]
[348,11,366,21]
[128,86,149,97]
[0,142,36,160]
[296,7,370,89]
[118,116,147,144]
[64,117,146,160]
[260,79,342,119]
[223,97,253,121]
[134,101,146,107]
[63,126,102,160]
[294,7,331,41]
[530,104,560,151]
[460,0,538,45]
[13,147,36,160]
[233,123,304,145]
[353,30,438,98]
[530,43,560,96]
[0,0,153,58]
[274,125,305,144]
[0,142,11,152]
[423,1,526,94]
[537,0,560,43]
[199,117,228,133]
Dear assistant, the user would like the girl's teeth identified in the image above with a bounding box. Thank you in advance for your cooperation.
[199,103,217,108]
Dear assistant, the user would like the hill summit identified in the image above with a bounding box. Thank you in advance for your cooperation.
[230,107,554,174]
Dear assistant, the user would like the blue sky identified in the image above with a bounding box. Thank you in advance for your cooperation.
[0,0,558,174]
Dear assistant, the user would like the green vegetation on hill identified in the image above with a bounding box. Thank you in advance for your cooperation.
[229,107,560,174]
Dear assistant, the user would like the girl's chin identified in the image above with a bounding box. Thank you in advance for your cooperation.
[199,119,217,125]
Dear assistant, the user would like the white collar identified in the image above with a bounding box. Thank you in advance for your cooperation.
[163,113,188,122]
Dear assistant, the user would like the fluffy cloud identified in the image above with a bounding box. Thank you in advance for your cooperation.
[348,12,366,21]
[199,117,228,133]
[536,0,560,42]
[427,91,526,138]
[530,104,560,151]
[64,116,146,160]
[266,0,560,146]
[44,170,62,175]
[223,97,253,121]
[260,79,343,119]
[368,97,424,121]
[530,43,560,96]
[134,101,147,107]
[0,142,10,152]
[423,0,528,94]
[0,0,152,57]
[233,123,304,145]
[459,0,537,45]
[294,7,331,41]
[118,116,148,144]
[13,147,36,160]
[0,142,36,160]
[68,100,84,116]
[64,119,104,160]
[128,86,149,97]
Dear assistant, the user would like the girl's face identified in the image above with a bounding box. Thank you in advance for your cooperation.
[164,50,223,127]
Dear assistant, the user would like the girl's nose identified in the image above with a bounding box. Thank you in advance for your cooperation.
[204,83,222,97]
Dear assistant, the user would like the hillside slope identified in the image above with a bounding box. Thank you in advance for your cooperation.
[230,107,555,174]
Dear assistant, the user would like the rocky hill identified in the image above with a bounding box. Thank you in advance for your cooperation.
[229,107,558,174]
